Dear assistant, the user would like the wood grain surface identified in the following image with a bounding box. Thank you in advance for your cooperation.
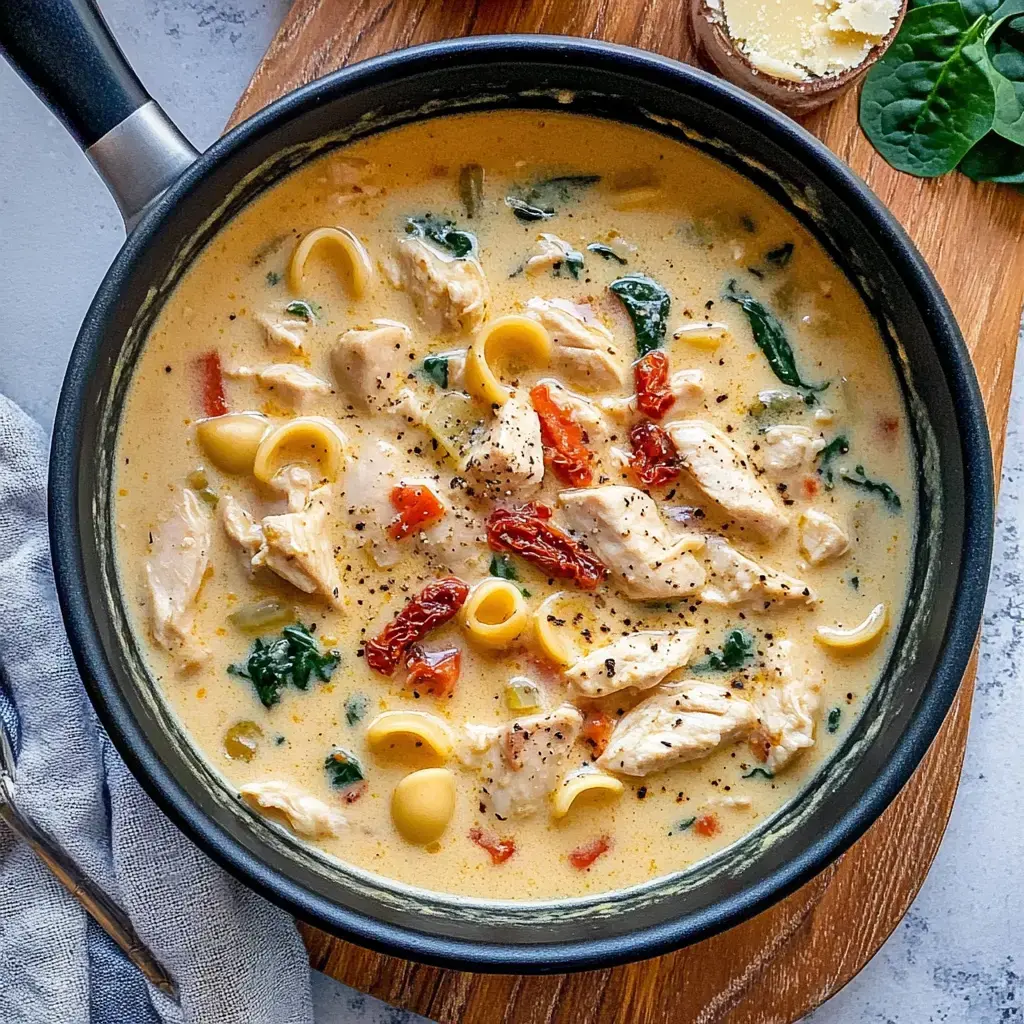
[228,2,1024,1020]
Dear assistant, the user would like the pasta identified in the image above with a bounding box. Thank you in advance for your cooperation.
[365,711,455,761]
[551,769,624,819]
[464,314,552,406]
[815,602,889,651]
[391,768,457,844]
[288,226,373,298]
[461,578,529,649]
[195,412,270,475]
[533,592,575,667]
[252,416,347,487]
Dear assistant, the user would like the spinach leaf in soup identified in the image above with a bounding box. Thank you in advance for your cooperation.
[406,213,477,258]
[285,299,318,322]
[505,174,600,221]
[489,554,531,597]
[723,281,827,394]
[228,623,340,708]
[840,465,903,513]
[693,628,755,673]
[815,434,850,488]
[421,354,449,389]
[345,692,369,726]
[610,275,671,357]
[587,242,628,265]
[860,3,995,176]
[325,748,364,789]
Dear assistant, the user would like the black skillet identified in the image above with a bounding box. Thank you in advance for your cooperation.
[0,0,994,972]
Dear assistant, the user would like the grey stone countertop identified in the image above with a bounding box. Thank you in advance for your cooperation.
[0,2,1020,1021]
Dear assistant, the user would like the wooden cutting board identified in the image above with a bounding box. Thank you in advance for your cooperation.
[228,2,1024,1020]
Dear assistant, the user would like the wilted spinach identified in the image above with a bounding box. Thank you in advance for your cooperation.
[285,299,318,322]
[489,554,531,597]
[406,213,477,258]
[743,767,775,780]
[325,748,364,789]
[840,464,903,512]
[421,354,449,388]
[345,693,369,726]
[610,275,671,356]
[228,623,340,708]
[586,242,628,264]
[815,434,850,488]
[505,174,600,220]
[693,628,755,673]
[827,707,843,733]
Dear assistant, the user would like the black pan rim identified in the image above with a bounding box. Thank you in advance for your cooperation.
[48,35,994,972]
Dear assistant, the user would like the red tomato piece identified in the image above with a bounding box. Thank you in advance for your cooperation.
[387,484,446,541]
[802,475,821,498]
[633,351,676,420]
[405,644,461,697]
[469,827,516,865]
[582,709,614,759]
[529,384,594,487]
[364,576,469,676]
[628,420,680,487]
[197,351,228,418]
[486,503,607,591]
[694,813,720,838]
[568,835,611,870]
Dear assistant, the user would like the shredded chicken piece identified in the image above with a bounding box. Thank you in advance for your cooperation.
[465,391,545,496]
[750,642,821,772]
[145,489,211,669]
[395,237,489,334]
[227,363,331,406]
[221,495,263,560]
[799,509,850,565]
[240,780,346,838]
[665,420,789,539]
[566,628,698,698]
[252,489,343,607]
[331,319,413,411]
[596,680,756,776]
[702,536,814,608]
[600,369,706,421]
[525,233,582,276]
[557,485,705,599]
[761,424,826,473]
[461,705,583,818]
[525,297,625,390]
[256,312,306,351]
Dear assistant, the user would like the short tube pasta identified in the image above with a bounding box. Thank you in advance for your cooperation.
[464,315,552,406]
[461,578,529,649]
[252,416,347,486]
[288,226,373,298]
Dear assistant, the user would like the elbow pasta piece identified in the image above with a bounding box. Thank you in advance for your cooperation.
[551,768,624,819]
[815,602,889,652]
[365,711,455,761]
[533,591,575,667]
[461,578,529,649]
[288,226,373,298]
[195,412,270,475]
[391,767,456,844]
[252,416,347,487]
[464,315,552,407]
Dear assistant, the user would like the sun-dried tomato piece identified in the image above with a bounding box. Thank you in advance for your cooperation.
[469,826,516,864]
[694,813,720,838]
[628,420,680,487]
[529,384,594,487]
[364,576,469,676]
[405,644,461,697]
[633,351,675,420]
[197,351,227,418]
[802,475,820,498]
[582,709,614,759]
[387,484,446,540]
[486,504,606,591]
[568,835,611,870]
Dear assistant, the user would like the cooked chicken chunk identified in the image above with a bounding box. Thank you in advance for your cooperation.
[331,319,412,411]
[557,485,705,600]
[465,391,545,496]
[256,312,306,352]
[596,681,756,777]
[146,489,211,668]
[396,237,489,334]
[239,781,346,839]
[600,369,705,421]
[525,233,582,276]
[750,642,821,772]
[799,509,850,565]
[525,297,625,389]
[761,425,826,473]
[665,420,789,540]
[251,490,343,607]
[227,363,331,406]
[566,628,698,698]
[702,536,814,608]
[461,705,583,819]
[221,495,264,560]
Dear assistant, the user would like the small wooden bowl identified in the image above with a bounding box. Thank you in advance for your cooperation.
[687,0,908,115]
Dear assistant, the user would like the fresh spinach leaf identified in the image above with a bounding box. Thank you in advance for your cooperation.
[458,163,484,219]
[325,748,364,789]
[987,10,1024,144]
[345,692,369,726]
[587,242,628,264]
[693,628,756,673]
[815,434,850,488]
[489,554,531,597]
[421,355,449,388]
[743,767,775,780]
[610,275,671,357]
[840,465,903,512]
[960,130,1024,179]
[505,174,600,220]
[724,281,827,393]
[860,3,995,176]
[406,213,477,258]
[228,623,340,708]
[285,299,318,322]
[827,706,843,733]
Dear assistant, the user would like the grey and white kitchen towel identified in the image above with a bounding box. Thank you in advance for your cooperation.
[0,394,314,1024]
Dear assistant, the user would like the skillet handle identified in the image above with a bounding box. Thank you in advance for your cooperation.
[0,0,198,227]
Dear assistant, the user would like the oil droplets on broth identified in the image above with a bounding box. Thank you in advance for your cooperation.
[113,112,914,900]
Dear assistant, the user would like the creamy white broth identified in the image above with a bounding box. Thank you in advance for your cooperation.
[113,112,914,900]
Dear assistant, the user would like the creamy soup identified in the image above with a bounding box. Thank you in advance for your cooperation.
[114,112,914,900]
